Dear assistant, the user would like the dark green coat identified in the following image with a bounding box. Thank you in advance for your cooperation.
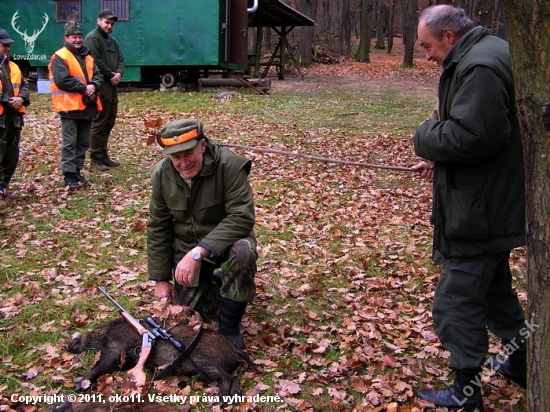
[414,27,525,259]
[83,26,124,101]
[148,138,256,281]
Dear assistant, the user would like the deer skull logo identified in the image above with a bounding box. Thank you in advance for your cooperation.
[11,11,49,54]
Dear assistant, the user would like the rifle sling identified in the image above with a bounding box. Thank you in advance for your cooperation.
[153,317,203,381]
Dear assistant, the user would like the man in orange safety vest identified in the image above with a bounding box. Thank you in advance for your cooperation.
[49,21,103,189]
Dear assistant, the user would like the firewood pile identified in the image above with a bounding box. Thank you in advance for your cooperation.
[312,48,345,64]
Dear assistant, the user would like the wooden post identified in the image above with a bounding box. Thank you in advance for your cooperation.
[254,19,263,78]
[279,26,287,80]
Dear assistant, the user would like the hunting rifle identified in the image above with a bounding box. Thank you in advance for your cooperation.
[98,286,155,387]
[98,286,202,384]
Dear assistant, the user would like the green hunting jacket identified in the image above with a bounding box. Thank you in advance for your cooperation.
[147,137,256,282]
[83,26,124,101]
[414,27,525,259]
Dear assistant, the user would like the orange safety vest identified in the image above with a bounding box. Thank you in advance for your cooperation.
[48,47,102,113]
[0,61,26,116]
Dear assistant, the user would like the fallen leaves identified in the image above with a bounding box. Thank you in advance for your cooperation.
[0,56,528,412]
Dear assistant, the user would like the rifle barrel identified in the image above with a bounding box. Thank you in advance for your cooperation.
[98,286,126,313]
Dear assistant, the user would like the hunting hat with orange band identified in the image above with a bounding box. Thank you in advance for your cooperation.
[156,119,204,155]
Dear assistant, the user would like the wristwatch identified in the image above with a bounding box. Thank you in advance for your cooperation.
[191,248,202,262]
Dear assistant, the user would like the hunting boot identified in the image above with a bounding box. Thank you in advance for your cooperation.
[0,188,7,210]
[90,155,108,172]
[418,369,484,411]
[489,348,527,388]
[63,173,82,189]
[75,169,90,186]
[101,151,120,168]
[218,297,247,349]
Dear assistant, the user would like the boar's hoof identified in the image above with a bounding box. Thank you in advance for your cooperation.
[229,376,241,397]
[74,377,93,392]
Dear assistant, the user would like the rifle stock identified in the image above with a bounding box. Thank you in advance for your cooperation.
[120,311,148,336]
[126,335,153,388]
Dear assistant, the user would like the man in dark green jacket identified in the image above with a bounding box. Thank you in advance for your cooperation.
[84,9,124,171]
[148,119,257,349]
[412,5,527,409]
[0,28,31,208]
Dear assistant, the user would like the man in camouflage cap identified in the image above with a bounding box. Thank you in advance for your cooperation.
[148,119,258,349]
[48,21,103,189]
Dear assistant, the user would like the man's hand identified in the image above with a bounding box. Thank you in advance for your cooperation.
[411,160,434,181]
[111,72,122,85]
[85,84,96,96]
[7,96,23,110]
[174,250,202,287]
[154,281,176,303]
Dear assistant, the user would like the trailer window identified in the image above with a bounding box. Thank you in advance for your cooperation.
[101,0,129,21]
[55,0,81,22]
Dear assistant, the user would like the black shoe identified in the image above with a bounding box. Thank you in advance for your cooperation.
[64,173,83,189]
[102,155,120,167]
[90,157,109,172]
[488,355,527,388]
[75,170,91,186]
[418,370,484,411]
[0,188,7,210]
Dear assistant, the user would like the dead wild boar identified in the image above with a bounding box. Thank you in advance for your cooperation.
[67,318,254,397]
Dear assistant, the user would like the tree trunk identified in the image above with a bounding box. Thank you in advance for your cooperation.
[387,0,396,53]
[493,0,508,40]
[297,0,318,65]
[341,0,353,55]
[502,1,550,410]
[375,2,386,49]
[402,0,418,67]
[355,0,373,62]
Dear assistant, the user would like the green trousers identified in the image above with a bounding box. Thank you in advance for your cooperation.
[175,236,257,320]
[89,96,118,158]
[0,124,21,189]
[60,118,91,174]
[432,250,526,371]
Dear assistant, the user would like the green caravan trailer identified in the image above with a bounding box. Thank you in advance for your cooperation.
[0,0,314,87]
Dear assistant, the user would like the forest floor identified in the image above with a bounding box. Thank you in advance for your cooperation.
[0,49,528,412]
[270,52,440,96]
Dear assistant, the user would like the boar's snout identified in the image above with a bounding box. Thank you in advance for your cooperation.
[67,333,83,353]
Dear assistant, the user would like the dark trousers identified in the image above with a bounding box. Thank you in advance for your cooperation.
[89,97,117,158]
[60,118,91,174]
[433,250,526,371]
[0,124,21,189]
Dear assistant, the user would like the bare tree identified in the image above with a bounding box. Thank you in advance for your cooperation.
[341,0,353,54]
[502,0,550,409]
[297,0,318,65]
[375,0,387,49]
[402,0,418,66]
[356,0,374,62]
[387,0,396,52]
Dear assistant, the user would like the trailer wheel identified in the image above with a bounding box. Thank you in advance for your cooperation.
[161,73,177,88]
